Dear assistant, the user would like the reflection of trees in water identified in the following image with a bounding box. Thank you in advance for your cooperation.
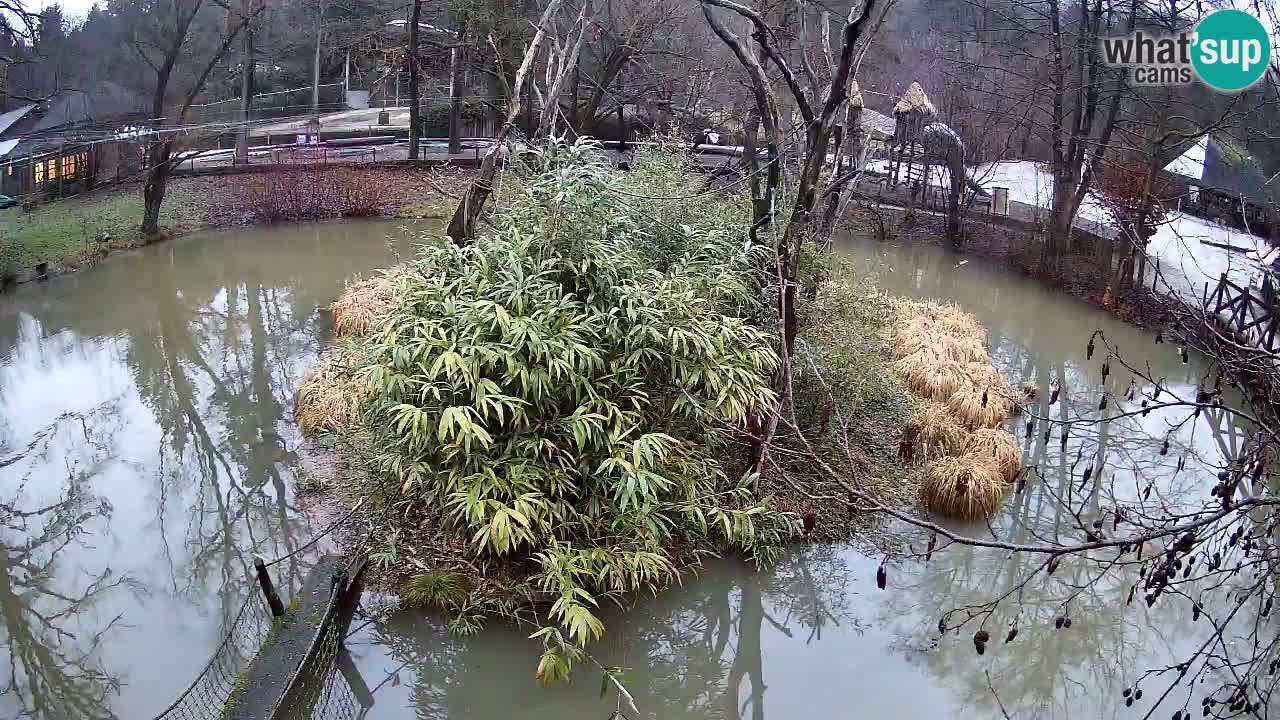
[0,405,139,720]
[0,227,403,717]
[121,254,332,622]
[361,549,855,720]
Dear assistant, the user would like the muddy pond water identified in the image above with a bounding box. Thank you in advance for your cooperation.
[0,223,1244,720]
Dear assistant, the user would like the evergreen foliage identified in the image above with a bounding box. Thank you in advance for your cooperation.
[353,140,795,673]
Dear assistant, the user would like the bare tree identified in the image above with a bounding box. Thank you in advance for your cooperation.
[122,0,262,236]
[445,0,564,244]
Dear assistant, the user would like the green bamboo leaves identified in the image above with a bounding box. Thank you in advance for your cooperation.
[353,140,793,672]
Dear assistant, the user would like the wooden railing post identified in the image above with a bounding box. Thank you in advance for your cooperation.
[254,555,286,617]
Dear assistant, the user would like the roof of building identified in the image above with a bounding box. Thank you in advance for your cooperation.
[1199,139,1278,206]
[1163,136,1206,180]
[862,109,896,139]
[31,83,145,133]
[1165,134,1279,207]
[0,105,35,137]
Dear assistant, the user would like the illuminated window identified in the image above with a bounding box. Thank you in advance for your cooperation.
[63,154,76,177]
[6,166,11,176]
[34,161,44,184]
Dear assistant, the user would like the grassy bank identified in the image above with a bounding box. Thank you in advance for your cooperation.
[0,183,210,274]
[0,166,469,283]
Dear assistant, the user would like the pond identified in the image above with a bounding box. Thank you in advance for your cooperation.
[0,223,1245,720]
[0,220,421,719]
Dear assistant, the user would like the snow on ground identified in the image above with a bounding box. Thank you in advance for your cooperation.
[1146,214,1270,303]
[865,158,1274,304]
[968,161,1271,304]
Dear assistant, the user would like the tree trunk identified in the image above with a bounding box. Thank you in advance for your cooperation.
[407,0,422,159]
[311,2,323,117]
[446,0,563,244]
[235,21,255,164]
[141,140,173,237]
[448,43,464,154]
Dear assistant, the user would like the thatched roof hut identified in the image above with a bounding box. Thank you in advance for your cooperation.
[894,82,936,116]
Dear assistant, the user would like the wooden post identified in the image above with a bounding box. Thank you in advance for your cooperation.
[254,555,286,617]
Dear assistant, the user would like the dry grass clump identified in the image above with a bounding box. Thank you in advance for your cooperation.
[896,331,988,364]
[331,276,392,337]
[296,352,364,434]
[890,299,1021,519]
[921,455,1008,519]
[931,304,983,336]
[962,428,1022,481]
[895,353,970,401]
[910,401,967,456]
[947,382,1017,430]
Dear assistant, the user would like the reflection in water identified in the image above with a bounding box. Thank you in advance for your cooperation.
[347,235,1250,720]
[0,221,420,718]
[0,405,134,720]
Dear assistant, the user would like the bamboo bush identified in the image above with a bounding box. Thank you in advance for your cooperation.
[350,140,794,678]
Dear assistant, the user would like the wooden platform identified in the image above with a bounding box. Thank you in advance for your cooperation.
[224,556,349,720]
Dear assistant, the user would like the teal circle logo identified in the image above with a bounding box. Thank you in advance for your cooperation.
[1192,9,1271,92]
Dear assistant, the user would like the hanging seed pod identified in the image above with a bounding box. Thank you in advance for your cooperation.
[1060,427,1069,451]
[1125,697,1134,707]
[937,617,947,635]
[1141,400,1151,417]
[1175,532,1195,553]
[1063,616,1072,628]
[1264,597,1273,617]
[1050,385,1061,405]
[1153,382,1162,400]
[1134,689,1143,700]
[1099,395,1108,411]
[1192,602,1202,621]
[1176,456,1185,473]
[1160,438,1170,456]
[1043,428,1052,444]
[973,629,989,655]
[1087,337,1095,359]
[1006,625,1018,643]
[1025,418,1035,435]
[1047,555,1061,574]
[1123,688,1132,698]
[1127,384,1135,401]
[1082,465,1094,484]
[1155,331,1164,344]
[927,532,937,561]
[1092,519,1104,530]
[1055,615,1065,629]
[1101,360,1110,379]
[1143,485,1152,500]
[876,564,887,590]
[1173,710,1184,720]
[1127,585,1136,604]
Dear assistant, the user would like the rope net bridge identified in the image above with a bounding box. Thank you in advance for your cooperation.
[151,503,374,720]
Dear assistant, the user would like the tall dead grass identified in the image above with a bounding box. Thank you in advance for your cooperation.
[331,276,392,337]
[890,299,1020,519]
[921,455,1007,519]
[296,352,364,434]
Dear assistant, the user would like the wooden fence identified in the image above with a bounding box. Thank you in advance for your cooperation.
[1206,272,1280,354]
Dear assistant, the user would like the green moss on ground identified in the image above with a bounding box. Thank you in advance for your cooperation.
[770,264,923,541]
